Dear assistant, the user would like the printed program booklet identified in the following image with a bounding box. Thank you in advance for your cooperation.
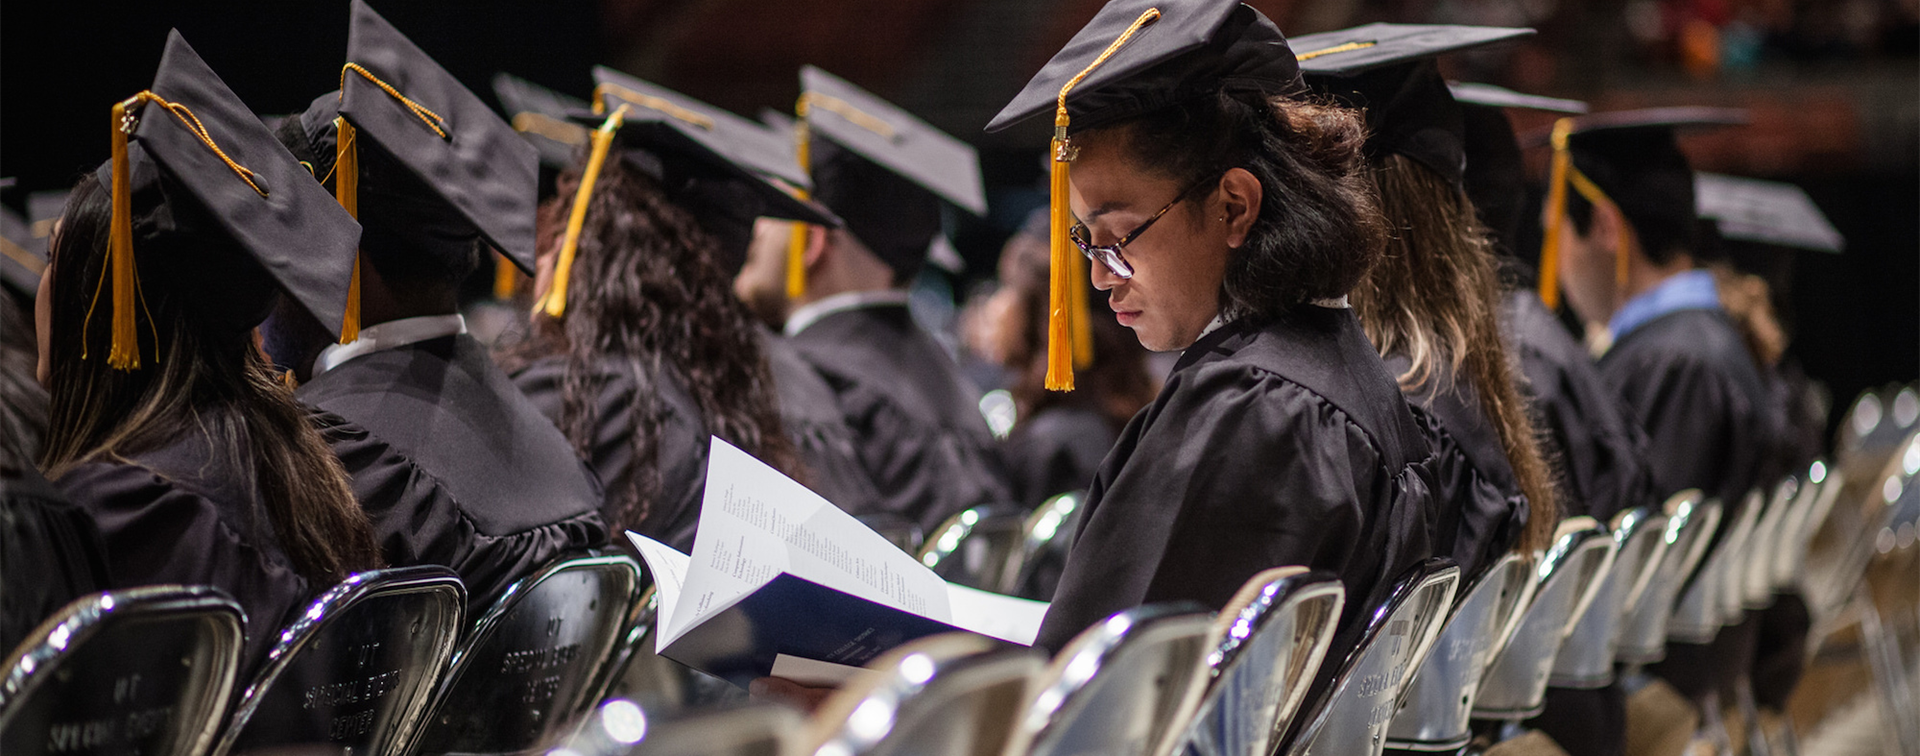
[627,437,1049,686]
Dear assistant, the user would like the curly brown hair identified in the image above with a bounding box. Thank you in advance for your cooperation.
[1351,154,1559,552]
[501,155,799,531]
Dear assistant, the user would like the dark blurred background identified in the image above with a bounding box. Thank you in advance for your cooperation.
[5,0,1915,431]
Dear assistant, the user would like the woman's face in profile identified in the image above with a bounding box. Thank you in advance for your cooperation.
[1067,133,1233,352]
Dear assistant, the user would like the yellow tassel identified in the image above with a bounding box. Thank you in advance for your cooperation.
[335,117,362,343]
[1045,130,1075,391]
[1536,118,1574,311]
[104,98,142,370]
[786,101,812,299]
[494,254,517,300]
[1070,242,1093,370]
[1043,6,1161,392]
[535,105,628,318]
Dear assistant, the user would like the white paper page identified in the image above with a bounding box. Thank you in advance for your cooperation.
[625,533,693,648]
[944,584,1049,646]
[671,438,955,647]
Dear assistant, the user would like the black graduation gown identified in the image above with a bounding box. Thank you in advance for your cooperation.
[788,304,1015,531]
[1386,354,1528,581]
[2,464,111,655]
[759,327,884,515]
[1004,404,1119,510]
[1035,309,1436,703]
[54,426,312,668]
[301,334,609,614]
[1503,291,1657,522]
[512,354,708,551]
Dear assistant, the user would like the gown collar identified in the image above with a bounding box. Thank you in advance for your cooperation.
[1607,268,1720,343]
[784,289,912,337]
[314,313,468,375]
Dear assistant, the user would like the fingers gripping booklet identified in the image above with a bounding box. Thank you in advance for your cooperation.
[626,438,1049,687]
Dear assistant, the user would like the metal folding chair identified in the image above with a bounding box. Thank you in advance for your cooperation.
[408,552,644,756]
[1670,491,1767,645]
[1742,477,1801,611]
[1549,507,1672,690]
[211,566,464,756]
[1282,558,1460,756]
[553,700,803,756]
[1471,519,1615,722]
[1013,492,1086,601]
[1616,492,1719,666]
[806,632,1042,756]
[1007,603,1215,756]
[918,505,1031,594]
[1385,552,1536,752]
[1,586,244,756]
[1172,567,1346,756]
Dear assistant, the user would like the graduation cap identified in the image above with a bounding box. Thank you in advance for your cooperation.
[0,204,46,303]
[1695,172,1843,253]
[532,68,841,317]
[780,66,984,300]
[277,0,538,339]
[93,31,360,370]
[1447,83,1588,263]
[1292,24,1535,188]
[989,0,1305,391]
[1534,107,1747,310]
[492,72,590,170]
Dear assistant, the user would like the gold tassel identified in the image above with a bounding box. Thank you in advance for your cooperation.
[535,105,628,318]
[1070,244,1093,370]
[787,98,813,299]
[1044,6,1161,392]
[104,98,142,370]
[335,117,362,343]
[494,255,517,300]
[1537,118,1573,311]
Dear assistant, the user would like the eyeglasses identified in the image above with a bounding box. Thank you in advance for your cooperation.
[1068,173,1220,280]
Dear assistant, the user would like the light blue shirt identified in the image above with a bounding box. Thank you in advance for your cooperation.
[1608,269,1720,341]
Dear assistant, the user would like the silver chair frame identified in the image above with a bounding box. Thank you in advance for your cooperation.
[1616,493,1719,665]
[1471,521,1614,720]
[1550,507,1671,689]
[1384,552,1535,752]
[1174,570,1346,756]
[1011,602,1215,756]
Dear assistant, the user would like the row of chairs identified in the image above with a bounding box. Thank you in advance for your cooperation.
[1,554,646,756]
[11,379,1910,756]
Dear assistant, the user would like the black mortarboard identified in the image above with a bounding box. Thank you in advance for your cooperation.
[1294,24,1534,188]
[1533,107,1746,309]
[795,66,984,285]
[990,0,1307,391]
[1448,83,1587,263]
[1695,172,1843,253]
[493,72,590,170]
[986,1,1303,134]
[0,205,45,302]
[281,0,538,280]
[94,31,360,369]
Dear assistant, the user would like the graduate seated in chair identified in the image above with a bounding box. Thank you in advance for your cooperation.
[983,0,1438,701]
[263,1,607,616]
[39,31,383,669]
[733,67,1015,533]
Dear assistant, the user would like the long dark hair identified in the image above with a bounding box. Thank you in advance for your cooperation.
[40,173,381,585]
[1351,154,1557,552]
[989,223,1156,430]
[1081,91,1387,320]
[502,156,798,531]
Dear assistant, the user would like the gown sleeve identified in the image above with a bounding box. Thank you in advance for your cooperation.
[1410,404,1527,579]
[309,408,608,615]
[1604,344,1762,508]
[2,466,112,655]
[55,461,310,670]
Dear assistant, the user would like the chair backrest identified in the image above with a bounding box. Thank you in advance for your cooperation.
[210,567,464,756]
[1549,507,1671,689]
[1616,493,1719,665]
[918,506,1030,595]
[1743,477,1800,608]
[1774,461,1835,590]
[1013,492,1086,601]
[1,586,244,756]
[1010,603,1215,756]
[408,553,644,756]
[1284,558,1459,756]
[1471,519,1615,720]
[1836,385,1920,475]
[1384,552,1535,752]
[1668,490,1765,644]
[807,633,1042,756]
[1173,568,1346,756]
[558,700,803,756]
